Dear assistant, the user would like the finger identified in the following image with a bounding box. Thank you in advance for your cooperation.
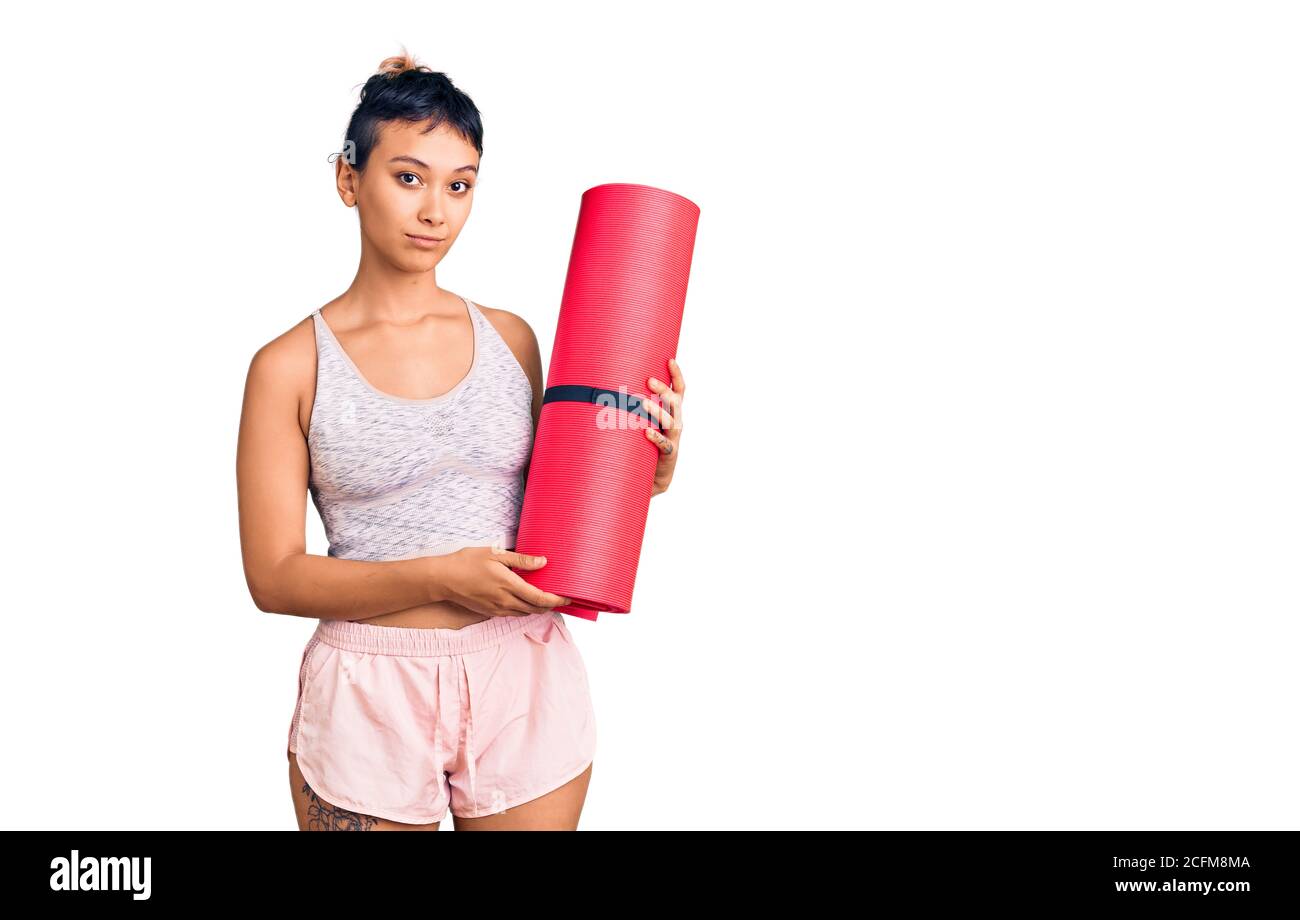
[647,376,682,426]
[645,427,675,455]
[503,598,554,616]
[497,550,548,570]
[504,592,566,613]
[492,586,554,616]
[668,357,685,398]
[640,392,673,429]
[522,586,574,608]
[503,572,572,609]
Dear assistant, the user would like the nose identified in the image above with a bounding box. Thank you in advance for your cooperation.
[418,190,449,228]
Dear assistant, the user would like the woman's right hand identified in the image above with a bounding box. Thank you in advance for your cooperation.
[430,546,574,617]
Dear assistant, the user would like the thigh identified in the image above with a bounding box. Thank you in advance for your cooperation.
[452,761,593,831]
[288,752,441,832]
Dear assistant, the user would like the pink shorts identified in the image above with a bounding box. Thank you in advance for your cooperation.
[287,610,596,824]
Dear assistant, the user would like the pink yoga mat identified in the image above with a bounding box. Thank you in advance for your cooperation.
[513,182,700,620]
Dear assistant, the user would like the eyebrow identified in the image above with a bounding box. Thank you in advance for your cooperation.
[388,155,478,174]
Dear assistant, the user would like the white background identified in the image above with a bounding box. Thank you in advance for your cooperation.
[1,1,1296,829]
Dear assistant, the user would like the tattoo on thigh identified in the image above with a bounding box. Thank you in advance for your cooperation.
[302,782,380,831]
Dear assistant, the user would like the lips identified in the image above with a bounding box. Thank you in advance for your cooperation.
[406,233,445,242]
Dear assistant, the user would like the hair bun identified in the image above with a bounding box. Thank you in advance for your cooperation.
[377,47,428,77]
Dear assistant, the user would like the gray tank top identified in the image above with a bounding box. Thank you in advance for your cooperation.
[306,295,535,562]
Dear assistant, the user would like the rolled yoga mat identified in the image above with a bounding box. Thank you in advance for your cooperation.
[513,182,700,620]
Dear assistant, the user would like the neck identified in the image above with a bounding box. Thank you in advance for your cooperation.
[342,244,458,323]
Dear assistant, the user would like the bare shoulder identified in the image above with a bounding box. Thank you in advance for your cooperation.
[243,312,319,435]
[476,304,542,367]
[247,313,315,386]
[474,303,543,405]
[475,303,539,351]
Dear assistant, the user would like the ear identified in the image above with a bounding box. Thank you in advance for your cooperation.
[335,159,358,208]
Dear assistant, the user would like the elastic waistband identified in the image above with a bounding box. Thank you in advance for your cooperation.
[314,611,554,657]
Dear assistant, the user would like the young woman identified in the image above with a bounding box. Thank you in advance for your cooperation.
[235,52,685,831]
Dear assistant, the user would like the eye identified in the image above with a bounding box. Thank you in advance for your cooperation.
[451,180,474,193]
[398,172,423,187]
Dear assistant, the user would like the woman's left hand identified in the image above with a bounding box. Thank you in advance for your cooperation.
[642,358,685,497]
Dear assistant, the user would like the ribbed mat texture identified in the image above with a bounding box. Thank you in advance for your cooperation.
[513,183,699,619]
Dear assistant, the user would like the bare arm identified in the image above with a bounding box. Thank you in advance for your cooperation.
[488,306,545,491]
[235,329,443,619]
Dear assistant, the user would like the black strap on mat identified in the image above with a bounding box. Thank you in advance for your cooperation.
[543,384,661,430]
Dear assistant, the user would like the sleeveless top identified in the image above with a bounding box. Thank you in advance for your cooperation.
[306,295,535,562]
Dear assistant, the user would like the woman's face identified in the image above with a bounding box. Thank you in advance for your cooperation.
[336,119,479,271]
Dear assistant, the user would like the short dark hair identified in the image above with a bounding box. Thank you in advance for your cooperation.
[339,49,484,173]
